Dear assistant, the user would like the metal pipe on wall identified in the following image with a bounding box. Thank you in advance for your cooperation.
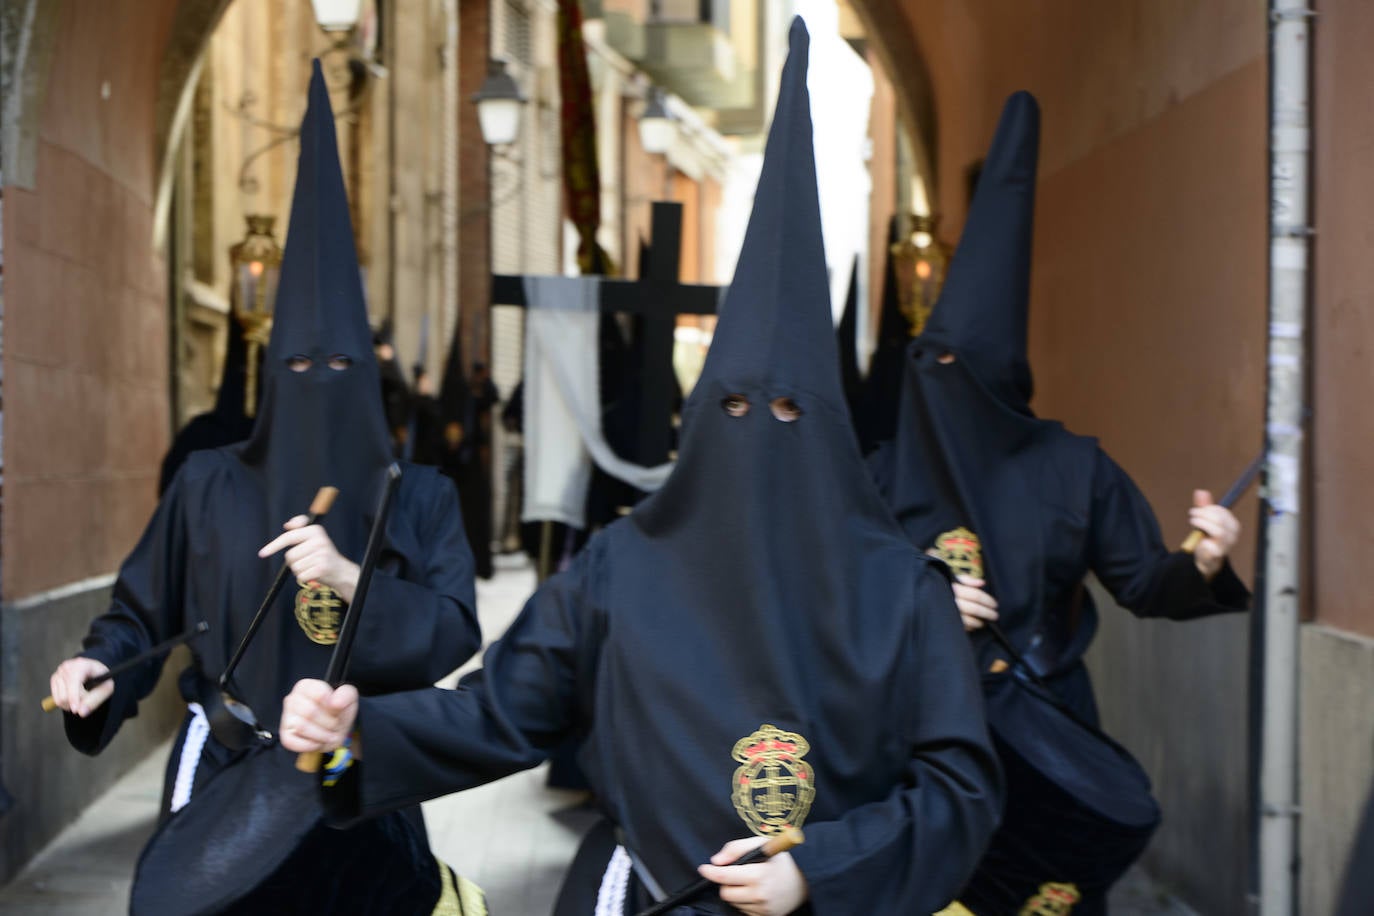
[1258,1,1313,913]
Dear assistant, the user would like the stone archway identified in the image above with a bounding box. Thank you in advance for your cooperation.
[1,0,62,189]
[152,0,236,247]
[843,0,939,199]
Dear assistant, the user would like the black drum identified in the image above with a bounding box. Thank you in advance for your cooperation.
[958,667,1161,916]
[131,742,446,915]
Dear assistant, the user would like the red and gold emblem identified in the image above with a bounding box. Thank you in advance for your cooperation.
[930,527,983,580]
[1020,882,1081,916]
[731,725,816,836]
[295,583,343,645]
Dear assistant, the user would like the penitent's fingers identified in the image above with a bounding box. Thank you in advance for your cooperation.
[710,836,768,866]
[956,602,999,622]
[951,583,998,611]
[1187,513,1229,541]
[80,679,115,718]
[49,670,70,712]
[260,526,314,559]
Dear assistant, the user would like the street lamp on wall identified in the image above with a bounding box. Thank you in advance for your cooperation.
[638,87,676,156]
[311,0,364,32]
[473,58,527,147]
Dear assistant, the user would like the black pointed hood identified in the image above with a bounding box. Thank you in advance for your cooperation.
[238,61,392,550]
[636,17,889,534]
[157,313,260,495]
[853,215,908,451]
[212,313,255,420]
[436,322,472,427]
[880,91,1097,662]
[687,44,845,410]
[919,91,1039,410]
[592,20,942,891]
[836,257,862,419]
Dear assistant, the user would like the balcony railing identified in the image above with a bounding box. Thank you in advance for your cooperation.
[649,0,729,32]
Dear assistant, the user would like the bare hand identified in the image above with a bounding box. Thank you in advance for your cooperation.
[49,657,113,718]
[952,575,999,632]
[697,837,809,916]
[1188,490,1241,581]
[259,516,360,602]
[279,679,359,753]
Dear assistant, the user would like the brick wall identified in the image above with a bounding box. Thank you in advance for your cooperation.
[3,0,180,601]
[0,0,188,883]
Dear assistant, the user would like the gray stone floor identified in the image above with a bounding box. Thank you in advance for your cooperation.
[0,558,1196,915]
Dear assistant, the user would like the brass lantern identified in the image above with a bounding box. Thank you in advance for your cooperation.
[228,214,283,417]
[890,214,952,336]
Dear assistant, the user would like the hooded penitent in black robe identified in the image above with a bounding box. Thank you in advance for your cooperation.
[324,22,1000,915]
[414,324,495,579]
[64,63,480,912]
[870,91,1250,914]
[157,309,259,495]
[871,89,1250,722]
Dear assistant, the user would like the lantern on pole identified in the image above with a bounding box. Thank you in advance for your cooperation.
[890,214,952,336]
[228,214,284,417]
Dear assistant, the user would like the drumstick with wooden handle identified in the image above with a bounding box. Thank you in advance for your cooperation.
[220,486,338,696]
[297,464,402,774]
[1180,452,1263,553]
[634,827,805,916]
[41,621,210,712]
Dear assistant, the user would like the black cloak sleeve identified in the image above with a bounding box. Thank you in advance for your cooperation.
[65,467,192,755]
[328,541,597,823]
[1087,450,1250,620]
[349,469,482,689]
[788,565,1003,913]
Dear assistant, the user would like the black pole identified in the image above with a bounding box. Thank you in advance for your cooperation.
[324,464,402,686]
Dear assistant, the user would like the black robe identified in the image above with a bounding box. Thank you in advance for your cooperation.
[323,22,1000,915]
[333,527,995,914]
[872,439,1250,723]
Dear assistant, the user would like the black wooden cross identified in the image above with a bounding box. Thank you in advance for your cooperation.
[490,201,723,466]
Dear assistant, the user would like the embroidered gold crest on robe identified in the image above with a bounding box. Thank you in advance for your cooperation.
[295,583,344,645]
[930,527,984,580]
[1020,882,1080,915]
[732,724,816,836]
